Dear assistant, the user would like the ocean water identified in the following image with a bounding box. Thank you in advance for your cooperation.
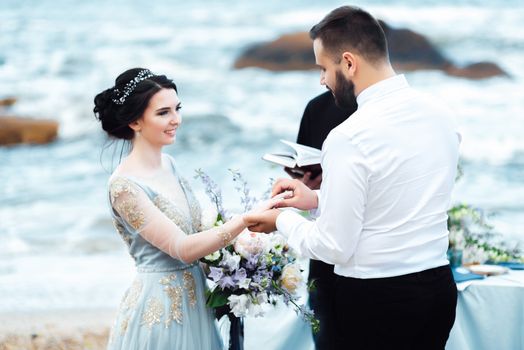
[0,0,523,312]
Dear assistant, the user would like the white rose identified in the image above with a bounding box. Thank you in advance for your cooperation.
[280,264,302,294]
[201,206,219,230]
[221,249,241,271]
[246,293,268,317]
[205,250,221,262]
[234,229,266,259]
[267,233,287,254]
[228,294,251,317]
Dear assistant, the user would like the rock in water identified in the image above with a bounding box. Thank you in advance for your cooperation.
[233,21,508,79]
[378,20,450,71]
[234,32,315,71]
[0,116,59,146]
[445,62,509,80]
[0,97,17,107]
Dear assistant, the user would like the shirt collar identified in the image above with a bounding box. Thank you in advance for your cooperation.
[356,74,409,107]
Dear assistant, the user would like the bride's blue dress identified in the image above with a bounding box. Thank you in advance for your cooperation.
[106,163,223,349]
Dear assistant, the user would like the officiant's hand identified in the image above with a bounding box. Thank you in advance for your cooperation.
[271,178,318,210]
[301,171,322,190]
[284,168,323,190]
[243,209,280,233]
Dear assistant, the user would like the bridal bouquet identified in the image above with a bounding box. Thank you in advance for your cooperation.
[195,169,319,333]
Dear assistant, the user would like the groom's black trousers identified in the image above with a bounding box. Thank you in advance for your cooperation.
[333,265,457,350]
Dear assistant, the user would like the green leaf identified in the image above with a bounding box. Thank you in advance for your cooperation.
[206,289,229,308]
[307,279,317,293]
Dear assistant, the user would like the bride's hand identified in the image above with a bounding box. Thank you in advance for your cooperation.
[249,191,293,215]
[241,191,292,232]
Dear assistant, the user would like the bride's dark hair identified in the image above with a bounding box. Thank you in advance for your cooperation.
[93,68,178,140]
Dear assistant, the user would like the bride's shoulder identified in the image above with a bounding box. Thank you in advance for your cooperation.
[107,172,134,190]
[108,164,129,183]
[107,163,139,194]
[108,156,143,181]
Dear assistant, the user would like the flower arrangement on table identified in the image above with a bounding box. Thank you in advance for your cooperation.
[447,203,524,265]
[447,164,523,266]
[195,169,319,334]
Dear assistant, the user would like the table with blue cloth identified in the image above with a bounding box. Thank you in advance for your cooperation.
[446,269,524,350]
[241,265,524,350]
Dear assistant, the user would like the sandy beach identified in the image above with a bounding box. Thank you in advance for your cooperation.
[0,309,114,350]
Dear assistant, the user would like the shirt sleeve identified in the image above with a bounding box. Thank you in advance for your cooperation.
[276,130,369,265]
[309,190,322,218]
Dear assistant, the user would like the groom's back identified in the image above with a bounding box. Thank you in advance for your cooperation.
[329,83,461,276]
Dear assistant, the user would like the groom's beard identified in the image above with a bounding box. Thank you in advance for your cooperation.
[331,70,355,111]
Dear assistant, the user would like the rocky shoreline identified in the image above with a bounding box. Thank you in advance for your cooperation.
[234,21,508,80]
[0,98,59,146]
[0,309,113,350]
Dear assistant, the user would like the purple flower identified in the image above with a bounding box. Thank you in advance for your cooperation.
[216,275,236,290]
[194,169,228,220]
[209,266,224,283]
[282,291,292,305]
[244,254,260,270]
[261,177,275,201]
[298,305,315,321]
[230,169,258,212]
[252,268,272,285]
[233,267,247,283]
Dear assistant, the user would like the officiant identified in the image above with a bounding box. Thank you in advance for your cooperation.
[246,6,461,349]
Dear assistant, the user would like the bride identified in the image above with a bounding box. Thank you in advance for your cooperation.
[93,68,284,349]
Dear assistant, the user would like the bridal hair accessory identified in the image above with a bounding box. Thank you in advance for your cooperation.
[112,69,154,105]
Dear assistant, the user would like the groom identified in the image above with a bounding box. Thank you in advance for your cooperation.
[247,6,460,350]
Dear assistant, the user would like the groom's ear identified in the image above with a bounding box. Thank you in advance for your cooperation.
[342,51,357,77]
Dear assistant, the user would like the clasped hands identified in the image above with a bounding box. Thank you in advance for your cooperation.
[243,178,318,233]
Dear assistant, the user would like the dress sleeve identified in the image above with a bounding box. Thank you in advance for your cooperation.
[109,177,244,263]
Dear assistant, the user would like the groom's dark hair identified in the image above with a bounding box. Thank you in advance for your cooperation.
[309,6,389,65]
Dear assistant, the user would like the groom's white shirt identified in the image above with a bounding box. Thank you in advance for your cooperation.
[276,75,461,278]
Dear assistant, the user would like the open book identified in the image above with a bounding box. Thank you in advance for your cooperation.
[262,140,322,178]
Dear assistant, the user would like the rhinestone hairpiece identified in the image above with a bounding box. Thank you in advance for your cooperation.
[112,69,154,105]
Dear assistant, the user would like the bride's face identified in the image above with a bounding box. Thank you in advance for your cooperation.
[132,88,182,146]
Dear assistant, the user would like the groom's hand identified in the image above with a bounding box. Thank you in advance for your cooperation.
[271,178,318,210]
[244,209,280,233]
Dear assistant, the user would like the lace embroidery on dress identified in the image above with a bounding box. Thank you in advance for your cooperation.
[183,271,197,307]
[153,194,192,233]
[114,279,143,338]
[110,177,145,230]
[141,297,164,329]
[120,315,130,335]
[179,177,202,232]
[156,271,198,328]
[159,273,183,327]
[159,273,177,285]
[164,285,183,327]
[121,279,143,311]
[113,218,132,247]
